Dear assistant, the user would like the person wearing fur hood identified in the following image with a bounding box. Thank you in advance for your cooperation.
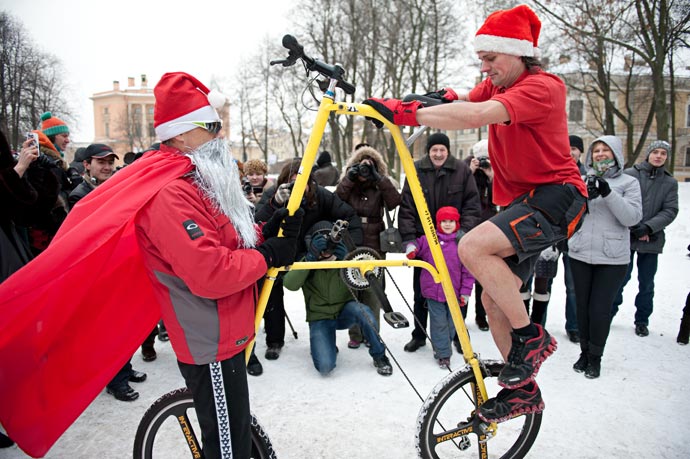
[567,135,643,379]
[336,144,402,252]
[336,144,402,348]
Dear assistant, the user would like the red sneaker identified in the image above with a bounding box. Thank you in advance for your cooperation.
[498,324,557,389]
[477,382,544,423]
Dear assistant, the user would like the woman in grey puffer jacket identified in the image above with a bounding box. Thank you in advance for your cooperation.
[568,135,642,379]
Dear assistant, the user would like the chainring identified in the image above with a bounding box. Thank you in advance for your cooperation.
[339,247,383,290]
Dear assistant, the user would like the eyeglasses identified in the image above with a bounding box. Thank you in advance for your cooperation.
[170,120,223,135]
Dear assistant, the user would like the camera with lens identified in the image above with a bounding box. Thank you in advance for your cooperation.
[242,179,253,195]
[477,156,490,168]
[35,153,63,168]
[358,163,374,180]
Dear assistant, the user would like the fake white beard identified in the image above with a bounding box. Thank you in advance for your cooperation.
[188,138,258,248]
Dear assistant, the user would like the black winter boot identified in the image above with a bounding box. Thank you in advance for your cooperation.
[573,353,588,373]
[585,354,601,379]
[677,294,690,345]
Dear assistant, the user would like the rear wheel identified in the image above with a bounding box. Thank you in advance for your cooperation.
[416,360,541,459]
[133,387,276,459]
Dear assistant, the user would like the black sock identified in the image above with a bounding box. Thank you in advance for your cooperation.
[514,322,538,338]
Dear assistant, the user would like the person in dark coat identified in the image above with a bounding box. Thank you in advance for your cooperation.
[464,139,496,331]
[255,158,363,361]
[398,132,481,353]
[611,140,679,337]
[313,151,339,187]
[1,131,38,284]
[336,144,402,347]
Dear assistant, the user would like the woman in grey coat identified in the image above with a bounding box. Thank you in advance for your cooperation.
[567,135,643,379]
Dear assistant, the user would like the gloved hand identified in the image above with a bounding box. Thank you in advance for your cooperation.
[595,176,611,197]
[630,224,651,239]
[256,236,298,268]
[362,98,422,128]
[405,243,418,260]
[367,162,381,182]
[306,234,329,261]
[261,208,289,239]
[347,164,360,181]
[460,295,469,307]
[273,183,292,206]
[279,208,305,239]
[423,87,459,103]
[333,241,349,261]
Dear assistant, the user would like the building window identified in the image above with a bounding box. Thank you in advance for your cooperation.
[686,104,690,128]
[148,123,155,137]
[105,123,109,138]
[103,107,109,115]
[685,147,690,167]
[569,99,584,122]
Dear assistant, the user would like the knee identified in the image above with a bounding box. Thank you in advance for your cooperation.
[457,238,474,265]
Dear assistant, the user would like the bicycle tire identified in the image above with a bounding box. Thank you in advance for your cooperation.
[416,360,541,459]
[133,387,276,459]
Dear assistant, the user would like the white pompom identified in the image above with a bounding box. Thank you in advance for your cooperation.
[207,89,227,109]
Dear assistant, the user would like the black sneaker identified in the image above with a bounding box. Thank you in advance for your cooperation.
[476,316,490,331]
[635,324,649,337]
[403,338,426,352]
[373,355,393,376]
[129,370,147,383]
[107,385,139,402]
[585,355,601,379]
[247,354,263,376]
[478,382,544,423]
[265,345,282,360]
[498,324,557,389]
[572,353,588,373]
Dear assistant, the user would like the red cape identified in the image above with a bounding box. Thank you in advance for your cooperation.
[0,147,193,457]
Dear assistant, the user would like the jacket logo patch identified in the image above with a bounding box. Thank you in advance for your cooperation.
[236,336,249,346]
[182,220,204,240]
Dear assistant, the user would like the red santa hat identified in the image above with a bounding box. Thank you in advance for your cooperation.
[153,72,226,141]
[436,206,460,233]
[474,4,541,58]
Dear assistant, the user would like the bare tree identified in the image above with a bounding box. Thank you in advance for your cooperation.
[0,11,74,148]
[534,0,690,165]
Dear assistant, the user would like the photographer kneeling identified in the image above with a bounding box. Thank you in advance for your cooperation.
[336,145,401,348]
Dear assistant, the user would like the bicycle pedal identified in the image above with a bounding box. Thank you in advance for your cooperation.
[457,436,471,450]
[384,311,409,329]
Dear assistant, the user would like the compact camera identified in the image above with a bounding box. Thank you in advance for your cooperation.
[358,163,374,179]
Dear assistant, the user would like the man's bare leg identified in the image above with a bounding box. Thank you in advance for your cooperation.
[458,220,531,333]
[481,275,523,360]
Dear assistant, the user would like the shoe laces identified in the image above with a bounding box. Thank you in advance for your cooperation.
[506,333,526,365]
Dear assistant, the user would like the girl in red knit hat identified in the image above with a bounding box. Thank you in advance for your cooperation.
[405,206,475,368]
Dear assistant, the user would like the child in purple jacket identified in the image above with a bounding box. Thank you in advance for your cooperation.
[406,206,475,368]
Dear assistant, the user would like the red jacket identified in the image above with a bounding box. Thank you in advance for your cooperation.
[135,176,267,364]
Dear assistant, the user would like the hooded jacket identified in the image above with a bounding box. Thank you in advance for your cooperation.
[568,136,643,265]
[335,146,402,251]
[624,160,678,254]
[413,231,475,303]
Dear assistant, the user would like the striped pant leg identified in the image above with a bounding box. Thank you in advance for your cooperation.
[178,352,251,459]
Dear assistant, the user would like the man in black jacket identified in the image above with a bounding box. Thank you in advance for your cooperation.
[398,133,481,352]
[611,140,679,337]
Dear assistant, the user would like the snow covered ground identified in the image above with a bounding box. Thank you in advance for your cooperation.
[3,184,689,459]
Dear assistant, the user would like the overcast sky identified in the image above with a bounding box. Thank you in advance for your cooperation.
[4,0,293,142]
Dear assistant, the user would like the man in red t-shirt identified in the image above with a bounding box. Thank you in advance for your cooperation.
[364,4,587,422]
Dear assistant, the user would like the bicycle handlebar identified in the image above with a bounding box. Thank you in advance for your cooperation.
[270,34,356,95]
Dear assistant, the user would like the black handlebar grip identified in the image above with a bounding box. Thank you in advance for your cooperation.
[402,94,444,107]
[282,34,302,55]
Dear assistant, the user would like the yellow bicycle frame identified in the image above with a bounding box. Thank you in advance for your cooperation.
[247,89,489,404]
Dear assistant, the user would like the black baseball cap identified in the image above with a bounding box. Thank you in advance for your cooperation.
[83,143,119,160]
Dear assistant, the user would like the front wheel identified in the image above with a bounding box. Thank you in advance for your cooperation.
[133,387,276,459]
[416,360,541,459]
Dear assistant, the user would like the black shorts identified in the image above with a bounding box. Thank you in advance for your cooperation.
[491,184,587,284]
